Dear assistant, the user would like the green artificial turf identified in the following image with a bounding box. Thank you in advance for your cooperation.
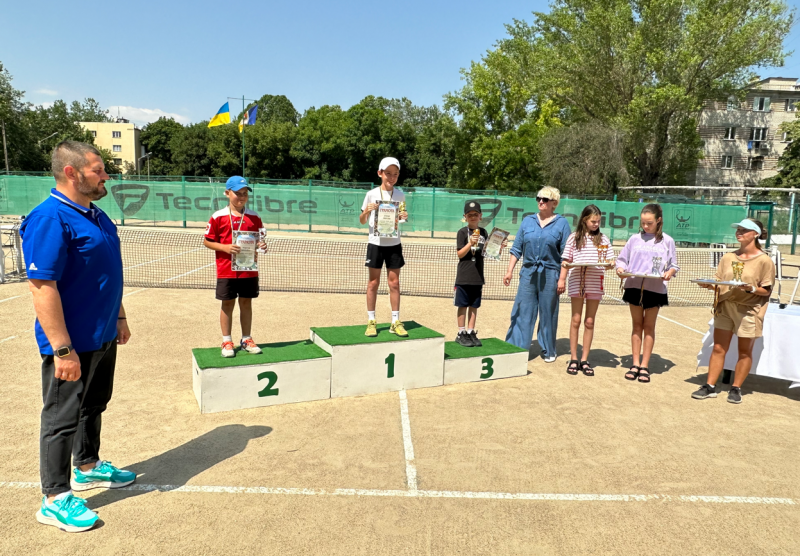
[310,320,444,346]
[444,337,527,360]
[193,340,330,369]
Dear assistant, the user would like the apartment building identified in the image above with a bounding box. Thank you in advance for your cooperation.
[79,118,144,170]
[692,77,798,198]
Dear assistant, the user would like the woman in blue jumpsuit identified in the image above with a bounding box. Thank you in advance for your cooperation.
[504,187,572,361]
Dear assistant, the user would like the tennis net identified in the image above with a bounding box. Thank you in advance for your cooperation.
[3,225,726,306]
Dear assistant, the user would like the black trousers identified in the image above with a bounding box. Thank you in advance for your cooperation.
[40,339,117,495]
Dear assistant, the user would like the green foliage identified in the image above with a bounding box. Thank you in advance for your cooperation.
[138,117,185,175]
[760,116,800,190]
[236,94,299,125]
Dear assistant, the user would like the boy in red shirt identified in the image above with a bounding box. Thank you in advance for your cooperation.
[203,176,266,357]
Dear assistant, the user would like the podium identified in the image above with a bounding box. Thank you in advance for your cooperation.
[192,340,331,414]
[443,338,528,385]
[310,321,445,398]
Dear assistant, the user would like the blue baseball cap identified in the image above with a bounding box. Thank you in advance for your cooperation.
[225,176,251,192]
[731,219,761,234]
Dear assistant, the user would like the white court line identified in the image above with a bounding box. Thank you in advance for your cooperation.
[0,295,21,304]
[398,390,418,492]
[0,481,795,505]
[163,263,215,283]
[0,336,16,344]
[123,288,149,298]
[123,248,205,271]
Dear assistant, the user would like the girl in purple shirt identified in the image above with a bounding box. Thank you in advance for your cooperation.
[614,204,679,383]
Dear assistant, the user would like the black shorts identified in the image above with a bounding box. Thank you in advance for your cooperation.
[453,285,483,308]
[365,243,405,269]
[216,277,260,300]
[622,287,669,309]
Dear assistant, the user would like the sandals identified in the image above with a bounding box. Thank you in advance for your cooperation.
[637,367,651,383]
[580,361,594,376]
[566,360,580,375]
[625,366,640,380]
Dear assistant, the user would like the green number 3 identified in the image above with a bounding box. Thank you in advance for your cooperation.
[480,357,494,379]
[257,371,280,397]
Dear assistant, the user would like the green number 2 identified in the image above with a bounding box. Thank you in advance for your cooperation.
[480,357,494,379]
[257,371,280,397]
[385,353,395,378]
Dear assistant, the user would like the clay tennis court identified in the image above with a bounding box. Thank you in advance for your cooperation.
[1,247,799,555]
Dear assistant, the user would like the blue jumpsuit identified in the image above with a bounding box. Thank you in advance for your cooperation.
[505,213,572,356]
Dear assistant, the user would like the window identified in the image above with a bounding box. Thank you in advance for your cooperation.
[112,131,121,138]
[752,97,771,111]
[721,155,733,169]
[112,145,122,152]
[749,128,768,141]
[782,131,792,142]
[726,96,738,111]
[749,158,764,171]
[786,99,798,112]
[724,127,736,140]
[90,130,96,137]
[113,158,122,165]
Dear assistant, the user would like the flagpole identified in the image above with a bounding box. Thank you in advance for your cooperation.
[242,95,246,177]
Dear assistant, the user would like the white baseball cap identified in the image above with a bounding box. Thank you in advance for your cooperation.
[731,219,762,234]
[378,157,401,171]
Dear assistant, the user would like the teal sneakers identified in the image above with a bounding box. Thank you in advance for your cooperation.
[71,460,136,492]
[36,493,98,532]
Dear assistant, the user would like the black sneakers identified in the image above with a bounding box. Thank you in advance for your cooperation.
[456,331,474,347]
[691,384,717,399]
[469,330,482,347]
[727,386,743,404]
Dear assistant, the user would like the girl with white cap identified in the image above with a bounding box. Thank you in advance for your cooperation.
[692,218,775,404]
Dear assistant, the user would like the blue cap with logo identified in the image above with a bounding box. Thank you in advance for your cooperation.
[225,176,252,192]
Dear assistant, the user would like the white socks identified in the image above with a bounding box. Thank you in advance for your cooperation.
[223,335,232,342]
[242,335,252,341]
[458,327,466,333]
[367,311,376,321]
[466,329,473,334]
[392,311,400,324]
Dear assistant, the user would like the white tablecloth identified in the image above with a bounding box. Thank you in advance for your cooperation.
[697,303,800,388]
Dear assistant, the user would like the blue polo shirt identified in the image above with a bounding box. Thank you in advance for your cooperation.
[509,213,572,272]
[20,189,123,355]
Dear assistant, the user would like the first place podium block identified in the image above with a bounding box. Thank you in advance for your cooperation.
[311,321,445,398]
[192,340,332,414]
[443,338,528,385]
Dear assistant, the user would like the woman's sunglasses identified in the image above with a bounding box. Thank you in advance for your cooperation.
[536,197,551,203]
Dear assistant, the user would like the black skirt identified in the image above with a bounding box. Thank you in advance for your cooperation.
[622,287,669,309]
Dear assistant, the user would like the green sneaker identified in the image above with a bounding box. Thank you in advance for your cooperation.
[36,493,98,533]
[365,320,378,337]
[71,460,136,492]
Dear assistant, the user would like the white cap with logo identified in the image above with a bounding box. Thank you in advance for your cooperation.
[378,157,401,171]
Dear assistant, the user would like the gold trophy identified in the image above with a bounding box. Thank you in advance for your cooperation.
[598,245,608,264]
[731,261,745,284]
[471,228,481,261]
[398,201,407,224]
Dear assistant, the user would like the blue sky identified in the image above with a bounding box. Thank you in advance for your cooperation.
[3,0,800,127]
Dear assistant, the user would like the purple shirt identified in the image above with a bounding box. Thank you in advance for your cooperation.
[615,233,679,294]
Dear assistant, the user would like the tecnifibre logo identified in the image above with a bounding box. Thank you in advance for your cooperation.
[111,184,150,216]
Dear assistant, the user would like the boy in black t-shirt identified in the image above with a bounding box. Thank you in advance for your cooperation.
[454,201,490,347]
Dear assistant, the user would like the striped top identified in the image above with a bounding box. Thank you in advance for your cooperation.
[561,233,613,298]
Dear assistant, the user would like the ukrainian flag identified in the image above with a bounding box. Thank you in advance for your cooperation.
[208,103,231,128]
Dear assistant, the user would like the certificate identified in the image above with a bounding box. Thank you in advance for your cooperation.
[375,202,399,238]
[482,227,509,261]
[231,230,258,272]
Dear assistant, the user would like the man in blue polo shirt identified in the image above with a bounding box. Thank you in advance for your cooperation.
[20,141,136,533]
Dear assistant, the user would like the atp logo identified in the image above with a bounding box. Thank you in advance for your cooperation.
[674,208,693,229]
[338,194,357,216]
[111,183,150,217]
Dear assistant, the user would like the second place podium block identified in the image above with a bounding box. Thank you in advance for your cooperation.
[310,321,445,398]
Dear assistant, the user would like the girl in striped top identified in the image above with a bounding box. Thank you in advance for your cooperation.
[558,205,614,376]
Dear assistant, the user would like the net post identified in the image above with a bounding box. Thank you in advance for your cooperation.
[181,176,187,228]
[430,187,436,239]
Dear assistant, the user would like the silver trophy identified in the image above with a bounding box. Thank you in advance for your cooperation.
[257,227,267,254]
[650,256,662,276]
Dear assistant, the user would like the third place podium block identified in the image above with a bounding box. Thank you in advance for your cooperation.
[192,340,332,413]
[310,321,445,398]
[443,338,528,385]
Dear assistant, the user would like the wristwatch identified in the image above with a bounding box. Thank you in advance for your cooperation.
[54,344,73,358]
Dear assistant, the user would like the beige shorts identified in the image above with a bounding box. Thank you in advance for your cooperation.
[714,301,763,338]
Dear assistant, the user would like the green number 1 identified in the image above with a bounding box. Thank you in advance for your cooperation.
[385,353,395,378]
[480,357,494,379]
[257,371,280,397]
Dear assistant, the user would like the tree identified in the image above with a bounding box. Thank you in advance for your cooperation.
[236,94,299,125]
[0,61,41,170]
[139,117,184,175]
[244,122,299,179]
[759,115,800,191]
[291,105,351,181]
[539,122,630,194]
[502,0,793,188]
[171,123,213,177]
